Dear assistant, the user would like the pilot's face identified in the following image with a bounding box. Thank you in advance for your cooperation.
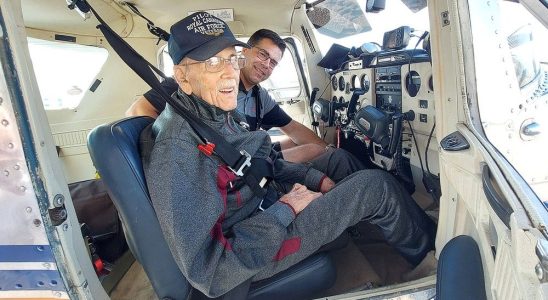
[175,47,241,111]
[241,38,283,87]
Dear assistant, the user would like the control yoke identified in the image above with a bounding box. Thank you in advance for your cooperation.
[354,105,414,157]
[347,88,366,121]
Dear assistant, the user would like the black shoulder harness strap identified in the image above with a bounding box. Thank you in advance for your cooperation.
[252,84,263,131]
[80,2,272,197]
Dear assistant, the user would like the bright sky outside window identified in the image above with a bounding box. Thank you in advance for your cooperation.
[27,38,108,110]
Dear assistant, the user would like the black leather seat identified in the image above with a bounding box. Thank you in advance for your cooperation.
[436,235,487,300]
[87,116,337,300]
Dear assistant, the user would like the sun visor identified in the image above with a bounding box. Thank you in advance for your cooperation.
[306,0,371,39]
[227,21,245,37]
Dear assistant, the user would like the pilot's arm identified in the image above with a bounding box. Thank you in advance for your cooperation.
[279,120,327,149]
[125,96,159,118]
[125,77,178,118]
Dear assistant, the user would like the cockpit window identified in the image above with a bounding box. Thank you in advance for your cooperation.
[27,38,108,110]
[309,0,429,54]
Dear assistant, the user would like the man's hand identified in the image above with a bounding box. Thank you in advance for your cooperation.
[319,177,335,194]
[280,184,322,214]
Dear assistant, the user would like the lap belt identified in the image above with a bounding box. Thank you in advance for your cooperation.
[69,0,272,197]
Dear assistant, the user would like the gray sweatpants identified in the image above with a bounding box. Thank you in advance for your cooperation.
[254,169,434,281]
[309,148,366,182]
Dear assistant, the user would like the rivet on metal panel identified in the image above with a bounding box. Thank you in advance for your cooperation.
[26,207,32,213]
[43,262,51,269]
[37,281,45,287]
[63,223,69,231]
[40,141,45,147]
[15,283,22,289]
[53,194,65,207]
[55,292,62,297]
[8,142,14,148]
[37,245,44,251]
[19,186,25,192]
[13,163,20,170]
[1,119,8,126]
[3,170,8,177]
[33,219,42,227]
[50,279,58,286]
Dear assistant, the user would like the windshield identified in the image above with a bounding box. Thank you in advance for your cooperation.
[308,0,430,54]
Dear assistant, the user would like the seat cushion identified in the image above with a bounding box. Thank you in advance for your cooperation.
[248,252,336,300]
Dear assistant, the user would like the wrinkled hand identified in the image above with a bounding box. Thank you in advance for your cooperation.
[320,177,335,194]
[280,183,322,215]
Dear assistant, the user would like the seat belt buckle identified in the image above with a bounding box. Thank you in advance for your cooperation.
[197,142,216,156]
[229,150,252,177]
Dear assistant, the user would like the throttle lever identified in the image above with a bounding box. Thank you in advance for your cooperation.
[387,114,403,156]
[387,110,414,156]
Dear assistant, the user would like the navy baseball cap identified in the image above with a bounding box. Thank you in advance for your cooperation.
[168,12,249,64]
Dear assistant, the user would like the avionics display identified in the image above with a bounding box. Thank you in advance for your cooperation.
[375,66,402,112]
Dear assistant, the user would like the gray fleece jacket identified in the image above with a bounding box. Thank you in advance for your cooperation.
[142,91,327,297]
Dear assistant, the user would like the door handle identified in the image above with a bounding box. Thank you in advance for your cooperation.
[522,121,541,137]
[481,163,513,228]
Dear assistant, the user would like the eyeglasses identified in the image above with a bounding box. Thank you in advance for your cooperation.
[254,47,279,69]
[181,54,247,73]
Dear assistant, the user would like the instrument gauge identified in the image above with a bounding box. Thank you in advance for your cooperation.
[360,74,370,93]
[338,76,345,91]
[331,76,338,91]
[351,75,360,90]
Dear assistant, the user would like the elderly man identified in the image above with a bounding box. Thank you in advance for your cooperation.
[142,12,435,298]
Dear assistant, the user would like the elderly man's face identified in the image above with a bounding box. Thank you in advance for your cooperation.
[175,47,240,111]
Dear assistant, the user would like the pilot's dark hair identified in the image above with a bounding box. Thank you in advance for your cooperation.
[248,29,286,53]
